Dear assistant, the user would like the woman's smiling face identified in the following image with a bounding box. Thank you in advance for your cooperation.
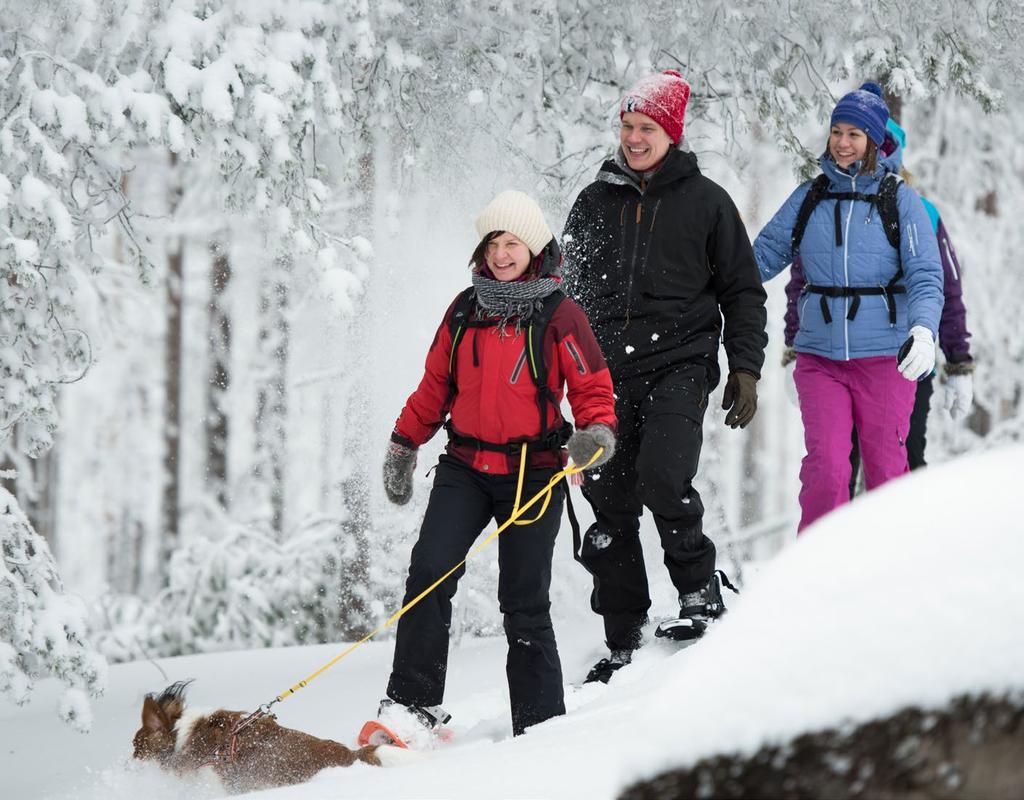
[829,122,868,169]
[485,232,532,281]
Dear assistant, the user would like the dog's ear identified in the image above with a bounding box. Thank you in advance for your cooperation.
[154,680,191,726]
[141,696,171,732]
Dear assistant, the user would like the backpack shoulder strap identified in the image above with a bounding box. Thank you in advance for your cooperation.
[875,174,906,320]
[448,287,477,339]
[446,286,478,396]
[525,289,568,442]
[524,290,567,388]
[790,174,831,253]
[876,173,903,253]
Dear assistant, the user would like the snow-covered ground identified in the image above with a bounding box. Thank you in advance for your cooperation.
[4,444,1023,800]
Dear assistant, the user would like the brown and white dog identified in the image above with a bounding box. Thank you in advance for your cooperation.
[132,681,396,794]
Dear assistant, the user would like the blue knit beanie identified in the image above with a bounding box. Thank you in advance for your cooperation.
[831,82,889,146]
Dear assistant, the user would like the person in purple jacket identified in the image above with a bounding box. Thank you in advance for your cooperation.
[781,115,975,493]
[755,85,944,533]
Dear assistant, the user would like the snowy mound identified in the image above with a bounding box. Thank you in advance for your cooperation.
[599,442,1024,792]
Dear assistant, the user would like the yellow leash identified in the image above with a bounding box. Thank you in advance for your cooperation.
[246,444,601,719]
[510,440,553,525]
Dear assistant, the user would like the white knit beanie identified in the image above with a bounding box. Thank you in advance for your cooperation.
[474,190,554,256]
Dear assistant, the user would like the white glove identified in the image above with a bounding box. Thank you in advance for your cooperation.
[897,325,936,382]
[784,359,799,408]
[944,373,973,420]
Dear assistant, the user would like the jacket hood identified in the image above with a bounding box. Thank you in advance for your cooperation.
[536,237,563,278]
[886,118,907,150]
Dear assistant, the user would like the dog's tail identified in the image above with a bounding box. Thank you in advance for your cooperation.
[373,744,425,767]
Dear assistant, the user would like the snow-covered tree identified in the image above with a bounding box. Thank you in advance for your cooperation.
[1,0,373,457]
[90,512,364,658]
[2,0,372,716]
[205,235,231,512]
[1,484,106,730]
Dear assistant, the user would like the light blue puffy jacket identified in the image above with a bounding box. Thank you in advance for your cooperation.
[755,138,943,360]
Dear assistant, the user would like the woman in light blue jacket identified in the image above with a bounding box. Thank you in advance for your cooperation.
[755,83,943,532]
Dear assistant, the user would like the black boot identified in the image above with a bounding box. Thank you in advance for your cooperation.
[655,570,738,642]
[583,648,634,684]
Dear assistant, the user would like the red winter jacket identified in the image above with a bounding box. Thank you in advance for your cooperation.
[392,292,617,475]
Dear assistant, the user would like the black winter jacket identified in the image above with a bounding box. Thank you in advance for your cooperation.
[563,148,768,385]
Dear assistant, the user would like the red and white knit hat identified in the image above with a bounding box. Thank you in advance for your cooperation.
[619,70,691,144]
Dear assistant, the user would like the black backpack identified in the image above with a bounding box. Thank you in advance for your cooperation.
[443,285,572,455]
[790,172,906,325]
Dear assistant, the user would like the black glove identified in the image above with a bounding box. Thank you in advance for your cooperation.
[383,440,417,505]
[566,423,616,469]
[722,371,758,429]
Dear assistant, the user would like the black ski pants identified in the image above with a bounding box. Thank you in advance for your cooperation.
[849,373,933,496]
[386,454,565,736]
[579,363,715,652]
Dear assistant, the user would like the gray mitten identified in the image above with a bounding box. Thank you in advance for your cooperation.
[567,423,615,470]
[383,440,417,505]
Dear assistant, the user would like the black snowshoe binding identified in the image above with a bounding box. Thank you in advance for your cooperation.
[655,570,739,642]
[584,648,634,684]
[378,698,451,730]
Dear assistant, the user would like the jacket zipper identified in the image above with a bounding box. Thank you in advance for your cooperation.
[637,198,661,279]
[510,347,528,384]
[624,196,643,328]
[842,174,856,361]
[564,340,587,375]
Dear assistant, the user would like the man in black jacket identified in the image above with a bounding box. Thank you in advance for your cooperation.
[563,70,768,683]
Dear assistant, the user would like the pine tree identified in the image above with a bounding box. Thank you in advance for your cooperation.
[1,485,106,730]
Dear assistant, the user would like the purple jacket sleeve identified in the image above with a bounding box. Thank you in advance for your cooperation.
[783,256,806,348]
[935,217,973,362]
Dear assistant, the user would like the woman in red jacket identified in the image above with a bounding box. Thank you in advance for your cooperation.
[379,190,617,740]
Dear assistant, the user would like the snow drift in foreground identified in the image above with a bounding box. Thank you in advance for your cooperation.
[3,445,1022,799]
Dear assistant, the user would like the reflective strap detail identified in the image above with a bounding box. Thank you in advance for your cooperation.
[510,347,528,384]
[564,339,587,375]
[449,323,465,373]
[527,325,539,379]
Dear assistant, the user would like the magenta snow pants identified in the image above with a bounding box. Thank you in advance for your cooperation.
[794,353,916,532]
